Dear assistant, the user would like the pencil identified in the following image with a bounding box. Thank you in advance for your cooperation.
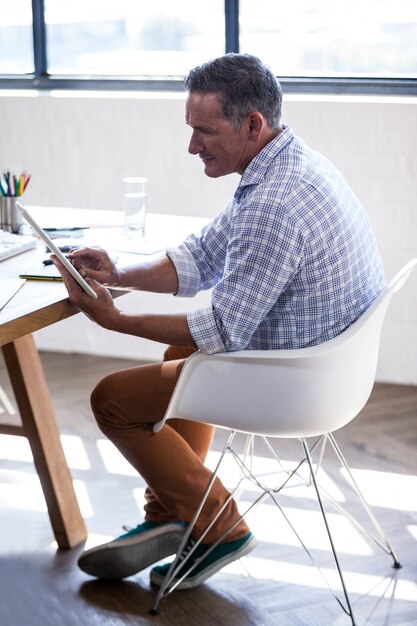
[23,174,31,192]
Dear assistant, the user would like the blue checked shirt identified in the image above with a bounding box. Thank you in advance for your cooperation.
[167,125,386,354]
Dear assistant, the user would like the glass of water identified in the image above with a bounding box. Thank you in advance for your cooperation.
[123,177,148,238]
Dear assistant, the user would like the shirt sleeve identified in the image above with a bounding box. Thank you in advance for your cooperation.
[166,205,232,296]
[166,242,228,353]
[165,243,202,297]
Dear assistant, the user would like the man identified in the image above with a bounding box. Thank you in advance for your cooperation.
[53,53,386,589]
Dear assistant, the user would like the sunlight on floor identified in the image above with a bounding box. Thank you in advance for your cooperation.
[407,524,417,541]
[61,435,91,470]
[0,471,95,517]
[224,555,417,601]
[83,532,114,550]
[73,479,93,518]
[0,434,33,463]
[0,469,46,512]
[0,386,16,415]
[341,467,417,512]
[0,433,90,470]
[242,500,373,555]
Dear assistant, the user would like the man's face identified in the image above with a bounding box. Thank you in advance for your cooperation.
[186,91,251,178]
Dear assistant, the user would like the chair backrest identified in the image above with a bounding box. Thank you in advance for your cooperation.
[154,259,417,438]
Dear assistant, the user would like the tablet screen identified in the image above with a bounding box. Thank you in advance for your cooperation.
[15,201,98,299]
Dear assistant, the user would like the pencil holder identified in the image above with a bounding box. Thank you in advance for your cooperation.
[0,196,24,233]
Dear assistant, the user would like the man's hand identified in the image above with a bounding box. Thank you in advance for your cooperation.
[67,246,120,287]
[52,255,120,330]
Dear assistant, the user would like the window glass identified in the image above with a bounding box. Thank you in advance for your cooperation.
[45,0,225,77]
[0,0,34,73]
[240,0,417,79]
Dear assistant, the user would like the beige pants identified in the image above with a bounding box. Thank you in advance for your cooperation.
[90,345,250,544]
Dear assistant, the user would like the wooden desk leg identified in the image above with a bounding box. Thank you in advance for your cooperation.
[2,336,87,549]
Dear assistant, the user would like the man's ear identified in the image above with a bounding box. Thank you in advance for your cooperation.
[247,112,265,142]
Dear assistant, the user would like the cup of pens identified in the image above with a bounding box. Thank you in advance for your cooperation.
[0,171,31,233]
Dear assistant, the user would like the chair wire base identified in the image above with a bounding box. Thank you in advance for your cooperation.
[150,431,400,625]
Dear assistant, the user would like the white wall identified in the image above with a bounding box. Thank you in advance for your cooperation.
[1,90,416,383]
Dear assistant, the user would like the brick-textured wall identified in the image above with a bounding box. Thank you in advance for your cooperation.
[1,92,416,383]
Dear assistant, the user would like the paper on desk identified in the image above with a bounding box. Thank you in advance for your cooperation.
[19,262,63,282]
[0,278,26,310]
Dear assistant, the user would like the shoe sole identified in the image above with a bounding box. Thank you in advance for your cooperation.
[78,524,184,580]
[150,534,257,590]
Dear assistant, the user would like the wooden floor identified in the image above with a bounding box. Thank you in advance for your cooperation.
[0,351,416,626]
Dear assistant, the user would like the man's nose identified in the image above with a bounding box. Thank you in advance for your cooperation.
[188,131,202,155]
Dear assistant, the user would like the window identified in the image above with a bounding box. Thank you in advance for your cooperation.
[0,0,34,74]
[0,0,416,94]
[240,0,417,80]
[44,0,224,78]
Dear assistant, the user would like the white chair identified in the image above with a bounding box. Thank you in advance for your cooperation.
[150,259,417,624]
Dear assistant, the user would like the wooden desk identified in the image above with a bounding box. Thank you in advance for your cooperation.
[0,245,88,548]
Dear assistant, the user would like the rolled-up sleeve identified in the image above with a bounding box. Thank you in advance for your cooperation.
[166,240,229,353]
[186,306,226,354]
[166,243,202,297]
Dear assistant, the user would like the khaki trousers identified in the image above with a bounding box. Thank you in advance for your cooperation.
[90,345,250,544]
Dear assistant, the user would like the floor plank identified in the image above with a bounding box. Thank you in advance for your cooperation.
[0,351,416,626]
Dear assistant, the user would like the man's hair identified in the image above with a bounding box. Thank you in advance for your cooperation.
[184,53,283,130]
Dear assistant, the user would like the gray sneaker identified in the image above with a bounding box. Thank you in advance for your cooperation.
[78,520,185,580]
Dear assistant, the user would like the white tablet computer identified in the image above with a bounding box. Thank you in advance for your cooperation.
[16,201,98,299]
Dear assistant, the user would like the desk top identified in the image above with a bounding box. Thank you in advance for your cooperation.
[0,245,78,346]
[0,208,210,346]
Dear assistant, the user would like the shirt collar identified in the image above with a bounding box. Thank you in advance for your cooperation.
[239,124,294,189]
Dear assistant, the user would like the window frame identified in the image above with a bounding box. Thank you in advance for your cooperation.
[0,0,416,95]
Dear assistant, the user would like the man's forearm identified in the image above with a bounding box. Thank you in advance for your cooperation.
[105,310,197,349]
[118,254,180,294]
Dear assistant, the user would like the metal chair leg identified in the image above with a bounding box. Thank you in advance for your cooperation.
[302,438,358,626]
[328,433,401,568]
